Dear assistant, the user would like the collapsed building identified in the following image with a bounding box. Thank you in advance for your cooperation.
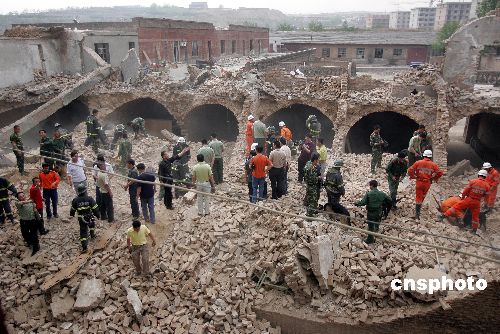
[0,11,499,334]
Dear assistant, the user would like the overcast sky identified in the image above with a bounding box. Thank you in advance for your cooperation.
[2,0,444,15]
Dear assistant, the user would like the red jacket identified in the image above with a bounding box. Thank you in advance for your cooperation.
[462,178,490,201]
[29,185,43,209]
[408,158,443,182]
[39,171,60,189]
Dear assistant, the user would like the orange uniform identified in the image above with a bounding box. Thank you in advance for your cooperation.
[245,121,253,155]
[408,158,443,204]
[440,196,463,219]
[485,168,499,208]
[39,171,60,189]
[280,126,292,141]
[445,178,490,229]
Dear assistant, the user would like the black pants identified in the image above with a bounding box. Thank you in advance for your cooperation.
[129,191,140,219]
[20,219,39,253]
[162,181,173,209]
[0,200,14,224]
[283,166,289,194]
[42,189,58,218]
[298,158,307,182]
[269,167,284,199]
[36,208,47,233]
[79,218,95,250]
[326,192,350,222]
[99,192,114,223]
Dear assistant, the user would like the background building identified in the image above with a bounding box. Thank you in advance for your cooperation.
[389,11,411,29]
[470,0,482,19]
[409,7,437,30]
[366,14,390,29]
[189,2,208,9]
[434,2,472,30]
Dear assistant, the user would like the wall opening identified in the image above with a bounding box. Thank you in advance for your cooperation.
[265,104,335,148]
[184,104,239,142]
[105,98,181,137]
[462,112,500,166]
[0,103,45,129]
[446,117,482,167]
[345,111,418,154]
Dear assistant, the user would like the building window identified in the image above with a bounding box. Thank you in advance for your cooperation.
[356,48,365,59]
[128,42,135,50]
[94,43,110,63]
[250,40,254,51]
[192,41,199,57]
[393,48,403,56]
[220,40,225,54]
[322,48,331,58]
[374,48,384,58]
[337,48,347,58]
[231,40,236,54]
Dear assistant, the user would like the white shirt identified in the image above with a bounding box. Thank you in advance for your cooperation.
[92,162,114,179]
[67,158,86,183]
[280,145,292,163]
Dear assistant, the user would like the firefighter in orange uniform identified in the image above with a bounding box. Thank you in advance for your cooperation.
[482,162,499,210]
[279,121,292,142]
[443,169,490,234]
[245,115,254,156]
[407,150,443,219]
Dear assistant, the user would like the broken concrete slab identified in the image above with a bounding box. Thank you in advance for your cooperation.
[309,235,334,288]
[120,49,140,84]
[50,294,75,319]
[404,266,449,302]
[447,159,472,177]
[121,279,143,322]
[73,278,105,311]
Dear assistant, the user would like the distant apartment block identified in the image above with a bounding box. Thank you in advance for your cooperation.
[434,2,471,30]
[389,11,411,29]
[189,2,208,9]
[366,14,390,29]
[409,7,436,30]
[470,0,482,19]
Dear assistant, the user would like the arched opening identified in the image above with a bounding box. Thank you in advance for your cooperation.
[0,103,45,129]
[23,100,90,148]
[345,111,419,154]
[265,104,335,147]
[105,98,181,137]
[446,117,482,167]
[184,104,239,142]
[461,112,500,166]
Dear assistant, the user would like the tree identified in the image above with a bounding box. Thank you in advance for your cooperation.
[477,0,500,17]
[277,22,294,31]
[308,21,324,32]
[432,21,460,54]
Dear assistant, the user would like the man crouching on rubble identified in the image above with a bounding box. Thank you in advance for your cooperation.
[127,220,156,278]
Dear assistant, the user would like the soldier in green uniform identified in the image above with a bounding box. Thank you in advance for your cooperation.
[324,159,350,224]
[355,180,392,244]
[303,152,322,217]
[369,124,386,174]
[265,126,277,156]
[55,123,73,151]
[10,125,26,175]
[128,117,146,139]
[112,124,127,149]
[52,129,68,175]
[39,129,55,169]
[385,151,408,209]
[117,133,133,167]
[85,109,101,152]
[306,115,321,144]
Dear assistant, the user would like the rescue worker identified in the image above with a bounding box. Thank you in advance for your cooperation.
[298,134,315,183]
[10,125,26,175]
[70,184,100,252]
[209,133,224,184]
[439,196,472,227]
[52,129,67,174]
[369,125,386,174]
[303,152,321,217]
[172,137,191,197]
[252,115,267,152]
[413,124,432,151]
[85,109,101,152]
[355,180,392,244]
[55,123,73,150]
[0,177,18,225]
[306,115,321,144]
[324,159,350,224]
[483,162,499,210]
[158,149,187,210]
[39,129,55,169]
[407,150,443,219]
[117,133,132,167]
[386,151,408,209]
[265,126,277,156]
[112,124,127,150]
[279,121,292,143]
[129,117,146,138]
[245,115,254,156]
[443,170,490,234]
[408,132,426,167]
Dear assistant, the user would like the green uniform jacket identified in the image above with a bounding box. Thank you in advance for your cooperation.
[10,133,23,152]
[39,137,54,157]
[355,188,391,220]
[52,137,66,160]
[118,139,132,162]
[370,132,383,152]
[324,168,344,195]
[386,158,408,179]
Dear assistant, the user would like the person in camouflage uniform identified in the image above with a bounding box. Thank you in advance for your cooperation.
[10,125,26,175]
[306,115,321,144]
[55,123,73,151]
[355,180,392,244]
[85,109,101,152]
[129,117,146,139]
[39,129,55,170]
[52,129,68,175]
[385,151,408,209]
[117,133,133,167]
[265,126,277,156]
[369,124,386,174]
[324,159,350,224]
[111,124,127,150]
[303,153,322,217]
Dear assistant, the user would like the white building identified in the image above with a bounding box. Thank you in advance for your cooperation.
[434,2,472,31]
[389,11,411,29]
[409,7,437,30]
[470,0,482,19]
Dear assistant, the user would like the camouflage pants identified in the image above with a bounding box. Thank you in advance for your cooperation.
[304,188,319,217]
[387,177,400,204]
[371,150,382,173]
[14,152,24,173]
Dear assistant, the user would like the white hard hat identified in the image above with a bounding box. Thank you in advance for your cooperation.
[248,115,254,121]
[279,121,285,127]
[423,150,433,158]
[251,143,258,151]
[482,162,492,169]
[478,169,488,177]
[177,137,186,143]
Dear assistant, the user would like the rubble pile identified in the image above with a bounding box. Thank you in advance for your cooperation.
[2,26,64,38]
[393,64,440,86]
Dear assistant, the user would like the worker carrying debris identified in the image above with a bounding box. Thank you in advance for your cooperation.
[54,123,73,151]
[85,109,106,152]
[483,162,499,210]
[324,159,350,224]
[442,169,490,234]
[70,184,100,253]
[128,117,146,138]
[245,115,254,156]
[279,121,292,142]
[304,152,322,217]
[0,177,18,225]
[369,124,387,174]
[10,125,26,175]
[306,115,321,143]
[407,150,443,220]
[111,123,127,149]
[385,151,408,209]
[355,180,392,244]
